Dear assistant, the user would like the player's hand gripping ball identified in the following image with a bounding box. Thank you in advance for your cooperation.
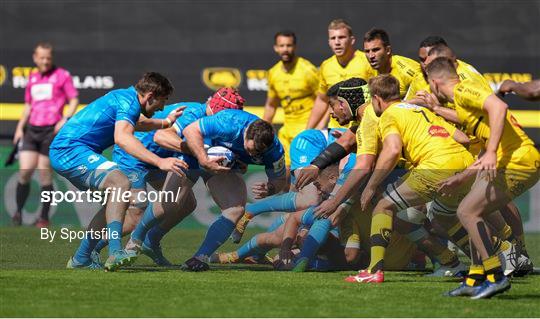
[206,146,236,168]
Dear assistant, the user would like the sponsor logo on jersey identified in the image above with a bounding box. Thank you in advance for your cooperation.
[202,67,242,90]
[77,165,87,175]
[87,154,100,163]
[428,125,450,137]
[127,172,140,183]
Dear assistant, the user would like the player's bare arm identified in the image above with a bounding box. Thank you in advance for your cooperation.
[499,79,540,101]
[452,127,470,146]
[115,120,187,176]
[183,121,229,173]
[153,127,191,153]
[315,153,376,218]
[475,94,508,179]
[360,134,402,211]
[262,96,280,123]
[305,93,329,129]
[135,106,186,131]
[415,91,461,124]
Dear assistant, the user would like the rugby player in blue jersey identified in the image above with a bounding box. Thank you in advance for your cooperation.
[88,102,195,266]
[49,72,187,271]
[113,88,246,265]
[230,128,353,243]
[180,109,288,271]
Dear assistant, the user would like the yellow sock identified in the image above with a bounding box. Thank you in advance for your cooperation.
[465,264,485,286]
[483,255,503,283]
[367,213,393,272]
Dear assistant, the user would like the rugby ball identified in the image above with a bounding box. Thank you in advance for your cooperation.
[207,146,235,167]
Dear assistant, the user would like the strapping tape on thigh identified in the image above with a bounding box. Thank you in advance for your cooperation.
[429,198,456,217]
[383,182,410,211]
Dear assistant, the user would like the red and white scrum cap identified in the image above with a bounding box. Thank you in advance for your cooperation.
[208,87,245,114]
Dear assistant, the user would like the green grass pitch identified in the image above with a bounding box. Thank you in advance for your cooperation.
[1,227,539,317]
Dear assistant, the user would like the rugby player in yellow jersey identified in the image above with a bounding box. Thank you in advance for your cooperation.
[404,42,530,270]
[406,39,490,104]
[296,20,374,189]
[263,30,319,169]
[305,19,374,129]
[426,57,540,299]
[363,28,421,98]
[346,74,474,284]
[413,44,491,111]
[421,44,532,272]
[311,77,467,277]
[417,36,448,76]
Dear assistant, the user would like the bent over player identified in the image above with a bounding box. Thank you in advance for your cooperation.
[181,109,288,271]
[50,72,186,271]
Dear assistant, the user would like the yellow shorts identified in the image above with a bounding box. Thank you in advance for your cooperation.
[278,125,304,167]
[495,145,540,199]
[402,151,474,209]
[350,207,417,270]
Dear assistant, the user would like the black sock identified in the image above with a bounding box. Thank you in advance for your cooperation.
[16,182,30,213]
[40,185,53,220]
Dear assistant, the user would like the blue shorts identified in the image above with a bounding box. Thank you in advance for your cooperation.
[117,152,208,188]
[118,164,167,190]
[50,146,119,191]
[177,153,213,183]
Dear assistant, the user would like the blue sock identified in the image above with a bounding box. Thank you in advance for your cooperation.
[246,192,297,217]
[144,224,168,249]
[298,219,332,262]
[308,256,331,271]
[266,215,286,232]
[194,216,235,258]
[107,221,123,253]
[237,235,266,259]
[130,203,159,242]
[300,206,316,226]
[74,235,100,264]
[94,239,108,253]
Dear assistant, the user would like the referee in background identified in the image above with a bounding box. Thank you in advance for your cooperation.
[12,42,79,227]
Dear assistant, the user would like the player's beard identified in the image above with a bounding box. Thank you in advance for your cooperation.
[281,53,294,63]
